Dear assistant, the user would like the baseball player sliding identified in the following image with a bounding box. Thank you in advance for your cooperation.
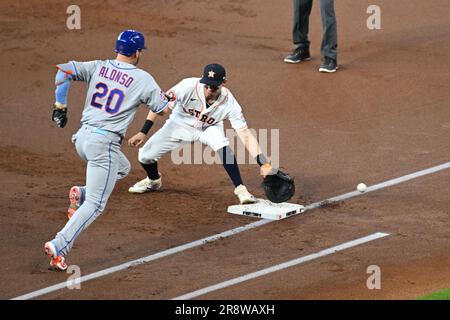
[128,63,274,204]
[45,30,170,270]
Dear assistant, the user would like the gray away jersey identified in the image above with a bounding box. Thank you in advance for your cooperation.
[68,60,168,136]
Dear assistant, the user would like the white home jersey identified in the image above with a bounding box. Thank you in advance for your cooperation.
[166,78,248,131]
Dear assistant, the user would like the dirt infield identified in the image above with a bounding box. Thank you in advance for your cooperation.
[1,0,449,300]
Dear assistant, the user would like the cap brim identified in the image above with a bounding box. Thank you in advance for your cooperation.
[200,77,223,86]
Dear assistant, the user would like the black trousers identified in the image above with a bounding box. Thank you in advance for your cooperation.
[292,0,338,60]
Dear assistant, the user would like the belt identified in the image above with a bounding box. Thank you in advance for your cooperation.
[82,125,124,144]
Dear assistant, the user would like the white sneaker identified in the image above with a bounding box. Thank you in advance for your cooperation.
[128,174,162,194]
[234,184,256,204]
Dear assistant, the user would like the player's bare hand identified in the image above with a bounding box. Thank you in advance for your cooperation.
[260,163,274,177]
[128,132,146,147]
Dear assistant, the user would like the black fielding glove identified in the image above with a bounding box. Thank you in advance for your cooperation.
[262,169,295,203]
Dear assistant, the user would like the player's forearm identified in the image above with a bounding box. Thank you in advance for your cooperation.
[237,128,273,175]
[54,69,73,105]
[146,111,159,122]
[140,110,165,135]
[146,103,171,120]
[54,63,77,106]
[236,128,264,160]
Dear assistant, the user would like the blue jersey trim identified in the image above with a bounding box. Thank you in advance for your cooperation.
[155,100,169,113]
[108,60,137,70]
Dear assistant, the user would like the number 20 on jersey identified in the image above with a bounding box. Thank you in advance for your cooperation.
[90,82,124,114]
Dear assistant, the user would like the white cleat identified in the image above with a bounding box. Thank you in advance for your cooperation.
[128,175,162,194]
[234,184,256,204]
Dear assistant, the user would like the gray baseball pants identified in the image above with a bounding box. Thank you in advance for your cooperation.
[50,124,130,257]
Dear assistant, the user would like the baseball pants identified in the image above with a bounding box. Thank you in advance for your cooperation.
[138,120,229,164]
[51,124,130,256]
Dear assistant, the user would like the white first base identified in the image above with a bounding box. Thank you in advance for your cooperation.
[227,198,306,220]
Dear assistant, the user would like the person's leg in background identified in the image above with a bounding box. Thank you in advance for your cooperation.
[284,0,313,63]
[319,0,339,72]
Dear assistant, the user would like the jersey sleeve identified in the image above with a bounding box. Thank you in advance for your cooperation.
[141,76,169,113]
[228,97,248,131]
[70,60,99,83]
[165,78,193,110]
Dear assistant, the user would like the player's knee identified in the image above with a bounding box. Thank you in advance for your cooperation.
[212,139,229,152]
[123,163,131,176]
[138,149,149,164]
[118,162,131,180]
[82,198,107,216]
[93,200,107,215]
[138,149,157,164]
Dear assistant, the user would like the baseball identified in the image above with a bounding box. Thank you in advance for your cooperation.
[357,183,367,192]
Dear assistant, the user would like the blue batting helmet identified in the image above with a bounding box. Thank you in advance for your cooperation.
[115,29,147,56]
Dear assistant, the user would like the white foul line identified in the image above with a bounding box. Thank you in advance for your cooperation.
[305,161,450,211]
[12,219,271,300]
[173,232,390,300]
[12,161,450,300]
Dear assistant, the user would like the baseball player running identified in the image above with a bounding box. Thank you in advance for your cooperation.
[45,29,170,270]
[128,63,274,204]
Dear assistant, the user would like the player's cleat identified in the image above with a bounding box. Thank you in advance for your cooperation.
[319,57,339,73]
[284,47,311,64]
[44,241,68,271]
[128,174,162,194]
[234,185,256,204]
[67,186,85,219]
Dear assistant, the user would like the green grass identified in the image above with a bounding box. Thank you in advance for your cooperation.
[418,288,450,300]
